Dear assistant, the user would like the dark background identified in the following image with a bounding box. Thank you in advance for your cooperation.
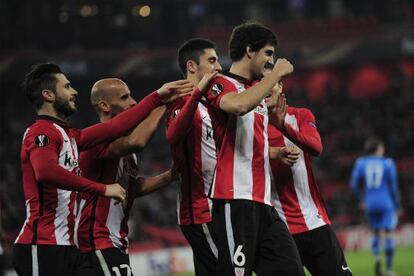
[1,0,414,271]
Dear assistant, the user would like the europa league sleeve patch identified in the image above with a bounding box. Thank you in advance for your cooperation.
[34,134,49,147]
[211,83,223,96]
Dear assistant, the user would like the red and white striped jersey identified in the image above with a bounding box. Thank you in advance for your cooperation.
[205,73,272,206]
[15,92,163,246]
[269,107,330,235]
[166,96,217,225]
[76,144,138,253]
[15,116,106,246]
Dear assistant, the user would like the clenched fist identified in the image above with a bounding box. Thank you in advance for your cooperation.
[273,58,294,79]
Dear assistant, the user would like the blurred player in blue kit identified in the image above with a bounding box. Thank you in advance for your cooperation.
[350,136,400,276]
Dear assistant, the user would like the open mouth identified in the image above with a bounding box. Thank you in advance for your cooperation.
[264,63,274,70]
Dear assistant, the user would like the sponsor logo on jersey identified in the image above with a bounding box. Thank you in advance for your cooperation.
[34,134,49,147]
[308,121,317,128]
[64,152,78,167]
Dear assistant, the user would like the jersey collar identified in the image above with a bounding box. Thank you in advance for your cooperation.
[37,115,67,126]
[225,71,257,86]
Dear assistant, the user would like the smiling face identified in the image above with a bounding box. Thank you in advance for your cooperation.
[52,73,78,117]
[250,44,275,80]
[189,48,222,83]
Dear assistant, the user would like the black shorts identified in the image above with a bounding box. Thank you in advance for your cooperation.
[293,225,352,276]
[89,247,133,276]
[180,222,218,276]
[212,199,304,276]
[12,244,94,276]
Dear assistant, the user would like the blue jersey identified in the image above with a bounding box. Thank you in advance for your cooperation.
[350,156,400,213]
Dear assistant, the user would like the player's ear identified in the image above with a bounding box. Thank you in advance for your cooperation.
[98,100,110,113]
[246,45,254,59]
[41,89,55,103]
[186,60,197,74]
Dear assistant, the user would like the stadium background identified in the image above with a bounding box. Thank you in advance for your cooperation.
[1,0,413,275]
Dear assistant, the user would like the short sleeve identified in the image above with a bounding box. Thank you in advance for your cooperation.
[24,124,62,157]
[205,76,239,109]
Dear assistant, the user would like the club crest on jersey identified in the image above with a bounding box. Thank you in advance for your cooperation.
[211,83,223,96]
[308,122,317,128]
[34,134,49,147]
[253,103,267,116]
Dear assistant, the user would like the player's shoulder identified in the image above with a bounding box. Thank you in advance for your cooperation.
[24,120,62,141]
[165,98,186,122]
[355,156,368,165]
[288,107,316,123]
[209,75,240,92]
[290,107,314,117]
[384,157,396,166]
[166,98,185,114]
[22,120,64,150]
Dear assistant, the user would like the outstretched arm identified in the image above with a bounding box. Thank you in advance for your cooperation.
[133,169,177,197]
[107,106,166,158]
[78,80,193,151]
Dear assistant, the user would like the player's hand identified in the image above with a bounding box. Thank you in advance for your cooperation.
[157,80,194,103]
[271,92,287,129]
[273,58,294,79]
[104,183,126,203]
[197,71,219,94]
[269,146,300,166]
[266,81,283,111]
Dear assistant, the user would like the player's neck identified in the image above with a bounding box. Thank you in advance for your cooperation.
[187,75,199,87]
[100,114,111,123]
[230,61,253,81]
[37,105,68,123]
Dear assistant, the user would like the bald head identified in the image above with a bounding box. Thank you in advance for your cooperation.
[90,78,128,106]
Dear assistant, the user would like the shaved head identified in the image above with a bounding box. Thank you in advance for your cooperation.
[90,78,135,120]
[90,78,128,106]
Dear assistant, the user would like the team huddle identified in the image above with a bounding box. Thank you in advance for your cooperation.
[13,22,399,276]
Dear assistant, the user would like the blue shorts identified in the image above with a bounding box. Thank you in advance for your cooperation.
[367,209,397,231]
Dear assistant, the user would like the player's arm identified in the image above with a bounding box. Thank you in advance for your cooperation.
[78,80,193,150]
[218,59,293,115]
[270,97,322,156]
[27,128,125,201]
[350,159,363,201]
[166,72,218,144]
[387,159,401,209]
[106,106,166,158]
[132,169,178,198]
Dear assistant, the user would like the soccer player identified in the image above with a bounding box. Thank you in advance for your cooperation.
[203,22,304,275]
[166,38,222,275]
[75,78,183,276]
[350,137,400,276]
[13,63,190,276]
[269,85,352,276]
